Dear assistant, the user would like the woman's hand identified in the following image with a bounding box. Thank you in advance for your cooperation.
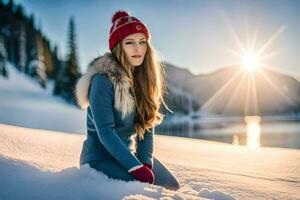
[129,165,154,184]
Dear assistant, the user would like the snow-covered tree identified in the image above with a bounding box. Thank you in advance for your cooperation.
[1,0,62,85]
[27,33,47,88]
[28,59,46,88]
[19,24,26,72]
[0,34,8,78]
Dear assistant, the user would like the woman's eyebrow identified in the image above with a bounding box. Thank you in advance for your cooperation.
[124,38,146,41]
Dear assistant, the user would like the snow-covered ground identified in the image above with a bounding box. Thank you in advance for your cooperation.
[1,124,299,200]
[0,62,300,200]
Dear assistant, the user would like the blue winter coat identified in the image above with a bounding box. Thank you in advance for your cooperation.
[75,53,154,172]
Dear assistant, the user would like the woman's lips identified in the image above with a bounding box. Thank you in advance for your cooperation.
[131,55,141,58]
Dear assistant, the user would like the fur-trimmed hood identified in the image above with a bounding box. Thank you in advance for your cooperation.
[75,52,135,119]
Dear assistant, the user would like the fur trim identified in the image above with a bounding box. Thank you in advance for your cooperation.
[75,52,135,119]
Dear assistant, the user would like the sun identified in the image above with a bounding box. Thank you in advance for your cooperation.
[226,24,285,74]
[242,52,261,72]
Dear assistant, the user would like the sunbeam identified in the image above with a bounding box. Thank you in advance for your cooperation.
[201,22,289,117]
[201,68,244,114]
[257,25,286,56]
[223,71,247,114]
[256,66,296,105]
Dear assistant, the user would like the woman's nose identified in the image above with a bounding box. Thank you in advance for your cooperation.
[134,44,140,51]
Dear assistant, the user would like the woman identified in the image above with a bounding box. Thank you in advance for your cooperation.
[75,10,180,191]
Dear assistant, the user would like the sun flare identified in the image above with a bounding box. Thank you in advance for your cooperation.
[201,24,286,120]
[242,52,261,72]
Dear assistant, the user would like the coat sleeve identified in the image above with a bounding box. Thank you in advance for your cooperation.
[89,74,143,172]
[136,127,154,166]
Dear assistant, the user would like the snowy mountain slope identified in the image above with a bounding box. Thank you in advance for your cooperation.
[0,62,86,134]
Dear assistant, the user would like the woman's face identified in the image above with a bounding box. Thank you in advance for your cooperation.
[121,33,147,68]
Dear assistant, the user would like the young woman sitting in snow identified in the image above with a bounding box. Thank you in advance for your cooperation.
[75,10,180,191]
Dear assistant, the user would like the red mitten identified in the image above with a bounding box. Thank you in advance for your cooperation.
[129,165,154,184]
[143,163,153,170]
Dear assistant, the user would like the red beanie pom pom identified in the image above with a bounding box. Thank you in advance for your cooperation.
[111,10,130,23]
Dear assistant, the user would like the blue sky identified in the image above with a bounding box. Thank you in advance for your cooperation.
[10,0,300,76]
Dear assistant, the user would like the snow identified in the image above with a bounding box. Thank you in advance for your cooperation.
[0,62,86,134]
[0,41,7,58]
[0,62,300,200]
[1,124,299,200]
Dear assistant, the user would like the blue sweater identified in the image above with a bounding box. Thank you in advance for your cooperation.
[79,73,154,172]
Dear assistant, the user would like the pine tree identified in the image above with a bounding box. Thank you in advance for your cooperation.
[56,16,81,104]
[1,0,63,84]
[51,44,61,79]
[6,0,14,13]
[66,17,80,78]
[19,24,26,72]
[42,37,54,78]
[0,0,4,10]
[0,34,8,78]
[28,33,47,88]
[28,14,35,29]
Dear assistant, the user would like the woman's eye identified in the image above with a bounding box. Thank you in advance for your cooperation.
[140,41,146,44]
[125,42,133,45]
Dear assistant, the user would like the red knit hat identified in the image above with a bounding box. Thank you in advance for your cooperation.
[109,10,150,51]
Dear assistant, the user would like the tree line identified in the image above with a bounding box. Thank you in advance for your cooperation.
[0,0,81,105]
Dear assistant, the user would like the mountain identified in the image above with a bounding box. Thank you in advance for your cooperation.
[165,63,195,87]
[165,64,300,116]
[163,63,201,114]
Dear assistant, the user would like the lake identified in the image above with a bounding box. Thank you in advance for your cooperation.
[157,116,300,149]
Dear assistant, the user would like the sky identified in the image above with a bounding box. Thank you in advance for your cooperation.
[9,0,300,76]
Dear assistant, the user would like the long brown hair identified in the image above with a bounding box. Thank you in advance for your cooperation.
[111,42,172,140]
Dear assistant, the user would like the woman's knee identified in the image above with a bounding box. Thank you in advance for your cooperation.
[152,157,181,191]
[167,178,181,191]
[153,173,181,191]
